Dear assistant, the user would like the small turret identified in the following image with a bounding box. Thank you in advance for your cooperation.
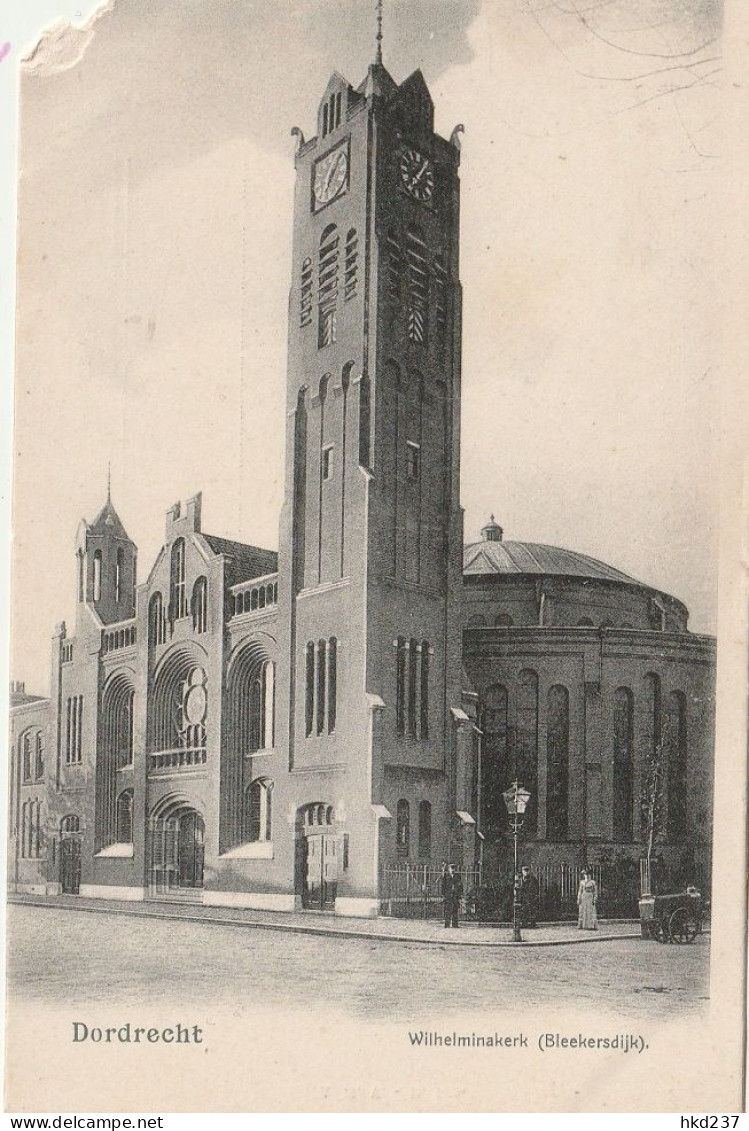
[481,515,503,543]
[76,482,137,625]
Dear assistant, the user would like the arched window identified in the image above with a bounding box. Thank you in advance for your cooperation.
[517,670,539,837]
[305,642,315,737]
[395,636,407,735]
[434,252,447,348]
[327,638,337,734]
[93,550,102,602]
[418,800,432,859]
[245,779,273,843]
[481,684,509,835]
[61,814,80,834]
[406,225,428,344]
[21,733,32,783]
[467,614,487,627]
[667,691,688,842]
[191,576,208,634]
[115,547,125,603]
[169,539,186,620]
[116,789,134,844]
[344,228,358,301]
[77,550,84,603]
[577,617,594,627]
[34,731,44,780]
[495,613,514,627]
[420,643,430,739]
[613,687,634,840]
[148,592,166,646]
[246,660,275,752]
[318,224,339,348]
[300,256,313,327]
[546,685,569,840]
[396,799,410,857]
[408,638,419,736]
[316,639,327,735]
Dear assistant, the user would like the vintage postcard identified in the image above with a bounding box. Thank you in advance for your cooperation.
[3,0,747,1115]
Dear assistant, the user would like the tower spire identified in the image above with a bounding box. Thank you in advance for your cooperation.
[375,0,383,65]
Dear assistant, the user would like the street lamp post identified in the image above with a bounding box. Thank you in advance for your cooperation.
[503,781,532,943]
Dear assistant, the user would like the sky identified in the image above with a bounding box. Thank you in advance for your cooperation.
[9,0,723,693]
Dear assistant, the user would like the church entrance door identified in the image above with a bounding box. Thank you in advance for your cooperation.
[297,803,340,911]
[149,800,205,896]
[60,815,82,895]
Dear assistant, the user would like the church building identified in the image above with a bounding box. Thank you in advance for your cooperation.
[8,47,715,917]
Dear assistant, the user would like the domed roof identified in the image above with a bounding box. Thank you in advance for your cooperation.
[463,537,639,585]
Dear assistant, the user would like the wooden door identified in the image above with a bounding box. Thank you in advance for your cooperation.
[61,836,81,894]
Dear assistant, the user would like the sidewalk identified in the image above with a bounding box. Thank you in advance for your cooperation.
[8,891,644,947]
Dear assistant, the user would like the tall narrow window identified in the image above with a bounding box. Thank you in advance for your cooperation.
[481,684,509,835]
[358,373,371,467]
[667,690,687,842]
[263,660,275,749]
[408,639,419,736]
[344,228,358,300]
[322,445,334,481]
[191,576,208,634]
[406,225,429,344]
[245,779,273,842]
[93,550,102,602]
[434,253,447,350]
[395,637,407,735]
[418,800,432,859]
[396,799,410,857]
[116,789,134,843]
[517,670,538,837]
[420,644,430,739]
[327,638,337,734]
[406,441,421,480]
[34,731,44,780]
[546,685,569,840]
[300,257,313,327]
[318,224,339,348]
[148,592,165,646]
[22,733,32,783]
[613,687,634,840]
[115,547,125,603]
[305,642,315,737]
[316,639,327,735]
[249,673,263,751]
[169,539,186,620]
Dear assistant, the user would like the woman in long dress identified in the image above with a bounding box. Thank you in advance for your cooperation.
[577,870,598,930]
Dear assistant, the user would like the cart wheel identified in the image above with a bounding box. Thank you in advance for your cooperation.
[669,907,699,944]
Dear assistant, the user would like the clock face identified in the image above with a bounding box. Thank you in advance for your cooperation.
[313,145,348,208]
[399,147,434,204]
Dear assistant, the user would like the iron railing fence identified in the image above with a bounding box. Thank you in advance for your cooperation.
[380,860,644,920]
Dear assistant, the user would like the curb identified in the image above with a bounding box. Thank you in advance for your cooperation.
[8,895,645,949]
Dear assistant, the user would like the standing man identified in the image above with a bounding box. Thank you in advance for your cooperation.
[520,865,539,927]
[441,863,463,928]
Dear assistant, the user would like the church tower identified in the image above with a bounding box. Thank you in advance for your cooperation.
[275,42,470,913]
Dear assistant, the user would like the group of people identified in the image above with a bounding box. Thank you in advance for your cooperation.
[440,862,599,930]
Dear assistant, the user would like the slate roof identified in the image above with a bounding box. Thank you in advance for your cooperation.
[201,535,278,587]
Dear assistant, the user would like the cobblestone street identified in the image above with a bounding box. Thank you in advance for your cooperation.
[7,903,709,1020]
